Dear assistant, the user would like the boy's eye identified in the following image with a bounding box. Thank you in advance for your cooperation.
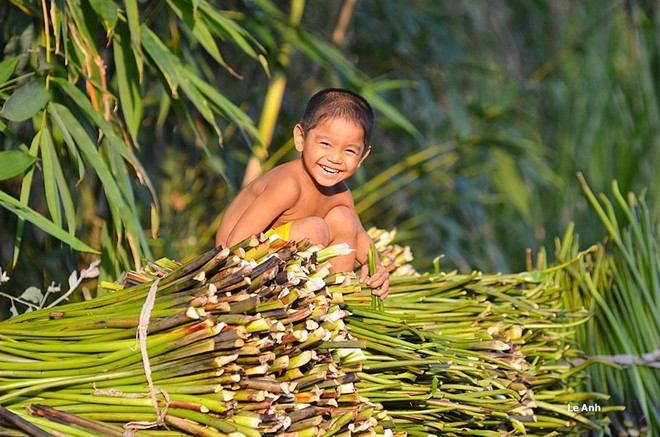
[345,149,357,155]
[320,142,331,147]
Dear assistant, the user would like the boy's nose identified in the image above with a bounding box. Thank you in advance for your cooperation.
[327,151,342,164]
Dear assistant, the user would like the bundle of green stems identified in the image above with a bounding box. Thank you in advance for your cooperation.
[0,229,611,436]
[0,236,388,436]
[333,251,611,435]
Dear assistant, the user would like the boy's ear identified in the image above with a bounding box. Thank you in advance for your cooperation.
[358,145,371,167]
[293,124,305,153]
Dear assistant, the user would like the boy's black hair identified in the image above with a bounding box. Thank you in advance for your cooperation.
[299,88,374,147]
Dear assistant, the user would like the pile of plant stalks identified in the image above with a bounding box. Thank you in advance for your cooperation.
[330,230,611,436]
[0,237,389,436]
[0,229,609,436]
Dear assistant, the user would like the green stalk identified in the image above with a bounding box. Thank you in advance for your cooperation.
[368,242,383,312]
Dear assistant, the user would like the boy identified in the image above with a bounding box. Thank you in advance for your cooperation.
[215,88,389,298]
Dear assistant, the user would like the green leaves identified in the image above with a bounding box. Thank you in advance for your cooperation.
[0,78,51,122]
[561,180,660,433]
[88,0,119,32]
[48,102,151,260]
[0,56,19,87]
[113,23,143,143]
[0,190,98,254]
[0,151,36,181]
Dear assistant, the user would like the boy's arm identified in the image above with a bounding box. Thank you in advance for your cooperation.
[355,227,372,265]
[356,226,390,299]
[225,181,299,247]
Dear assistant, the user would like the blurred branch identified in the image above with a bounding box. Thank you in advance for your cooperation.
[573,349,660,368]
[332,0,358,45]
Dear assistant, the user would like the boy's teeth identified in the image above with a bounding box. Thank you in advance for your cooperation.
[321,165,338,174]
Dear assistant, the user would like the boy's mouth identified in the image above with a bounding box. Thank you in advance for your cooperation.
[320,165,340,175]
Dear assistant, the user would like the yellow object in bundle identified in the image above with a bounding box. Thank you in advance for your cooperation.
[264,221,292,241]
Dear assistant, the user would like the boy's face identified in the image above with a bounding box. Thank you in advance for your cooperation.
[293,117,371,188]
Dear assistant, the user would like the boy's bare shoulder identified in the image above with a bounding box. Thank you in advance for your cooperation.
[251,161,302,195]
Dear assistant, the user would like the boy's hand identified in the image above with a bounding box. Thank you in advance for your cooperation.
[360,264,390,300]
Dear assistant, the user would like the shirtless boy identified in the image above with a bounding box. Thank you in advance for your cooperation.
[216,88,389,298]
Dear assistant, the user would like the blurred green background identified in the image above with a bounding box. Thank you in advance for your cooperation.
[1,0,658,295]
[1,1,659,434]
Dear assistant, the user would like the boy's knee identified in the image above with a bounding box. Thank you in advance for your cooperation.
[291,217,330,246]
[325,206,359,241]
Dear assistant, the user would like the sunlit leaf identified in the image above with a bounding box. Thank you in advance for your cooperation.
[197,0,264,58]
[124,0,143,77]
[0,78,51,122]
[0,150,36,181]
[141,26,181,96]
[183,68,262,144]
[362,88,420,139]
[88,0,119,32]
[0,189,98,254]
[167,0,227,69]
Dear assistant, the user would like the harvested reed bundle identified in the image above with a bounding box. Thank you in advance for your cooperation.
[331,240,611,436]
[0,229,609,436]
[0,236,390,436]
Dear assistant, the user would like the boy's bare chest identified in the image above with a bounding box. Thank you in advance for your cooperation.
[284,189,347,221]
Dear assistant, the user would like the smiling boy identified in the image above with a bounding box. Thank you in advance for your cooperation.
[215,88,389,298]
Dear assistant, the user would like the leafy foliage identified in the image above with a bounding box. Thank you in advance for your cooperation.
[1,0,659,316]
[557,179,660,435]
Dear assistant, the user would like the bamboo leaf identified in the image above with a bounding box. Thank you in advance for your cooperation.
[88,0,118,32]
[166,0,228,70]
[287,24,419,137]
[113,24,143,143]
[48,101,85,183]
[197,0,263,58]
[293,26,363,83]
[361,88,420,139]
[0,78,51,122]
[141,26,181,97]
[0,190,97,254]
[179,100,229,184]
[177,69,222,139]
[48,102,149,261]
[122,0,143,78]
[12,129,42,267]
[51,78,157,210]
[183,68,261,144]
[0,151,36,181]
[42,127,76,234]
[40,122,62,228]
[102,137,150,256]
[0,56,19,86]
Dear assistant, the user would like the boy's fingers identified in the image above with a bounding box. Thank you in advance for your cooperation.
[369,270,388,286]
[374,278,390,299]
[359,265,369,282]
